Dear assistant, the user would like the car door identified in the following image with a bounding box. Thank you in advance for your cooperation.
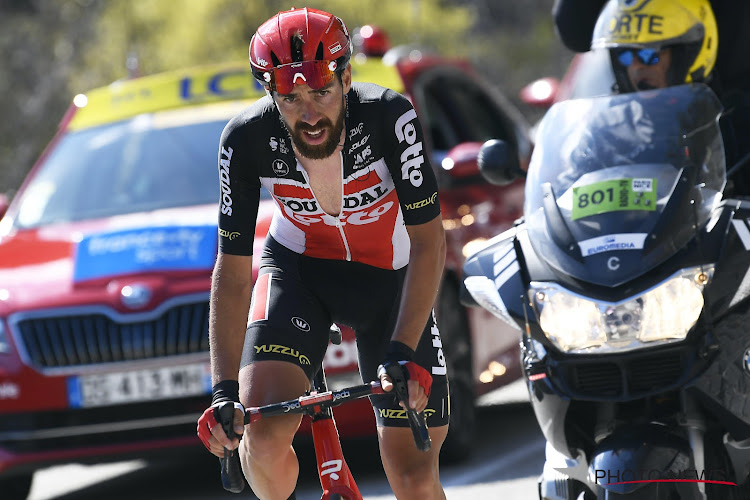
[410,65,530,394]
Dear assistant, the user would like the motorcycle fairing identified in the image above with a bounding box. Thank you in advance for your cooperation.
[703,199,750,319]
[524,84,725,287]
[690,199,750,441]
[460,225,529,331]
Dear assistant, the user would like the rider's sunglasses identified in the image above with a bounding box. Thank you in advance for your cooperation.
[261,60,338,95]
[615,48,661,67]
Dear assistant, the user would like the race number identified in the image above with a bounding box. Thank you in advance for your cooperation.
[571,178,657,221]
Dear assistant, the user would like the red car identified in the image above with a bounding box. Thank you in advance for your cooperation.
[520,49,617,109]
[0,41,530,498]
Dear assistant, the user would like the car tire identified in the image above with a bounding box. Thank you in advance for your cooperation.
[1,473,33,500]
[436,279,476,464]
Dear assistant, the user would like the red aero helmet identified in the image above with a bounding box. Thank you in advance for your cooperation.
[249,7,352,94]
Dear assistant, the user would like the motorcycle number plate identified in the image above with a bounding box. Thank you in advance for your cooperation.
[571,178,657,220]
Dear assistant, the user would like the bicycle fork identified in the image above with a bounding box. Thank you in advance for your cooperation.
[311,410,362,500]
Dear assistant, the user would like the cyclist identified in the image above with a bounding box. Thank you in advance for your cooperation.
[196,7,448,500]
[555,0,750,195]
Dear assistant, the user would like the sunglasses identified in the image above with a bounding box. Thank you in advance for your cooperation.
[615,48,661,67]
[261,60,338,95]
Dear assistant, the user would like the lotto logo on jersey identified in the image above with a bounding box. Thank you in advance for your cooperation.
[394,109,425,187]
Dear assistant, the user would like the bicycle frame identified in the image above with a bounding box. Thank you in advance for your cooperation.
[219,330,431,498]
[222,367,388,500]
[309,367,371,500]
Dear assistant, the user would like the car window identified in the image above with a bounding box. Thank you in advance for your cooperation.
[415,69,518,153]
[14,113,269,229]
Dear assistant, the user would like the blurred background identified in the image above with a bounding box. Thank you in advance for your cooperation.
[0,0,572,197]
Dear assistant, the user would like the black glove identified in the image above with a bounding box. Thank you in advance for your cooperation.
[196,380,245,451]
[377,341,433,401]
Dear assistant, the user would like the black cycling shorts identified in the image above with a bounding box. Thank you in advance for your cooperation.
[240,236,450,429]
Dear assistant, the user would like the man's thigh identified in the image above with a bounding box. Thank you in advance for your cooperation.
[240,266,331,382]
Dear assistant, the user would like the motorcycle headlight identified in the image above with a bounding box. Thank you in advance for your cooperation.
[532,266,713,353]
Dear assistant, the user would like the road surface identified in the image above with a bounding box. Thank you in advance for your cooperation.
[27,381,546,500]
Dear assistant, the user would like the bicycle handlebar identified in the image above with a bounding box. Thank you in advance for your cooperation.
[382,366,432,453]
[217,403,245,493]
[219,380,431,492]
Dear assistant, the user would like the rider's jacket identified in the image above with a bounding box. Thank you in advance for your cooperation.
[216,82,440,270]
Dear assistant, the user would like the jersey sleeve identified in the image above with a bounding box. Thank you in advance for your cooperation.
[382,89,442,226]
[216,116,261,256]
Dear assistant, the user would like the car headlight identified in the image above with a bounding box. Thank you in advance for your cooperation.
[531,266,713,353]
[463,276,522,332]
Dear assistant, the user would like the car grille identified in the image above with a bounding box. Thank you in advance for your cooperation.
[13,297,210,369]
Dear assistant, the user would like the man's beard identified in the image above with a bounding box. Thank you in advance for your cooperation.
[283,101,346,160]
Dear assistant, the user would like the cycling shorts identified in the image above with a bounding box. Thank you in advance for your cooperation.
[240,236,450,428]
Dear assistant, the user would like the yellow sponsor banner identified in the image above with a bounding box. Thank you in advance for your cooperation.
[68,58,403,131]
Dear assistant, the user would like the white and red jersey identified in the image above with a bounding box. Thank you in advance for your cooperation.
[217,82,440,270]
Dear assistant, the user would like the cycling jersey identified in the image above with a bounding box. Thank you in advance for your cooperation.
[217,82,441,270]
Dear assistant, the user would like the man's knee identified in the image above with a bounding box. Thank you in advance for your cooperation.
[238,360,309,460]
[378,424,447,474]
[242,413,301,460]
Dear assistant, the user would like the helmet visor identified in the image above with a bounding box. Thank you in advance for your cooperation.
[614,48,661,67]
[261,60,338,95]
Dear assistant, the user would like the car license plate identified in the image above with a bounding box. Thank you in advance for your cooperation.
[67,363,211,408]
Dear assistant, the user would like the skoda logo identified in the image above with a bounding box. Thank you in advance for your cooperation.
[291,317,310,332]
[120,284,152,309]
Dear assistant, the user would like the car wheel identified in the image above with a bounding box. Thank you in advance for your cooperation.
[0,473,33,500]
[436,279,476,464]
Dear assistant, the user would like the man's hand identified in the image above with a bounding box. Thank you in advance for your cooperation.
[377,340,432,413]
[196,379,245,457]
[378,361,432,412]
[197,401,246,457]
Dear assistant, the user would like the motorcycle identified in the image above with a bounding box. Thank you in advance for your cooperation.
[461,83,750,499]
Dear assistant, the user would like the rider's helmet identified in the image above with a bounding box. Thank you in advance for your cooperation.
[591,0,718,93]
[249,7,352,95]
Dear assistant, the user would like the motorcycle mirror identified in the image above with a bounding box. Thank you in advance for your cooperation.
[477,139,525,186]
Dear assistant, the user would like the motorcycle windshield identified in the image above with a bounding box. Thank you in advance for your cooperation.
[524,84,725,287]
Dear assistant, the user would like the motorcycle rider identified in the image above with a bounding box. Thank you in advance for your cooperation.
[560,0,750,196]
[552,0,750,97]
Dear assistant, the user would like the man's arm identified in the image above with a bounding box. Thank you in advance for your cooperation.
[209,252,254,385]
[391,214,446,350]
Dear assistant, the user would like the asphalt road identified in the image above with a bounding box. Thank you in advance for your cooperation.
[27,382,546,500]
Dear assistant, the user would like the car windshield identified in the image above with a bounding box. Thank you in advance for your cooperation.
[13,107,261,229]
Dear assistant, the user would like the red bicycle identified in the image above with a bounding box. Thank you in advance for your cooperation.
[217,327,431,500]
